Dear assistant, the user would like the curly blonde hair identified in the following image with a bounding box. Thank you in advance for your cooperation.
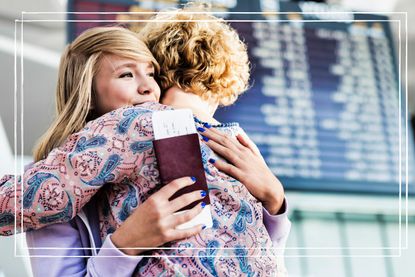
[139,7,250,106]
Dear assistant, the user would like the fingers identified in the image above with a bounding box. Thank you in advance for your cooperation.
[235,132,250,148]
[173,201,205,227]
[236,132,261,156]
[163,202,205,239]
[236,133,266,164]
[198,126,243,153]
[198,127,243,165]
[168,189,206,213]
[208,157,243,180]
[203,137,241,165]
[198,125,267,169]
[155,176,196,200]
[199,125,261,157]
[170,224,204,242]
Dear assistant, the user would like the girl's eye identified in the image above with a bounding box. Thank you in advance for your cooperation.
[148,72,155,78]
[119,72,133,78]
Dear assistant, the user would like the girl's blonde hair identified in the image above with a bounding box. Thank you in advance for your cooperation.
[33,26,158,162]
[139,6,250,106]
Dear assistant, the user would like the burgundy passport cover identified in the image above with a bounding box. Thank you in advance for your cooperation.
[153,133,210,211]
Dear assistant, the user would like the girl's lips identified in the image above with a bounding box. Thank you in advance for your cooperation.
[133,100,157,105]
[133,96,158,105]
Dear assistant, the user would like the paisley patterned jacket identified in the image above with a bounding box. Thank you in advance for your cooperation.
[1,102,288,275]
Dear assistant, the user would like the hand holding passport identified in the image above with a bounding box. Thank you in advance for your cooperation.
[152,109,213,229]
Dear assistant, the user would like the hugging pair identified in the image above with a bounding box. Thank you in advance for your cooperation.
[0,7,290,277]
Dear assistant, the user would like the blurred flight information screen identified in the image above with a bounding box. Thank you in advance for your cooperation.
[216,2,414,194]
[68,0,414,194]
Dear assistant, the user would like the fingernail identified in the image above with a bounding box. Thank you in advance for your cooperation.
[208,158,216,164]
[201,201,206,208]
[197,127,205,132]
[202,225,206,230]
[202,136,209,142]
[203,123,211,128]
[200,190,207,197]
[191,176,196,182]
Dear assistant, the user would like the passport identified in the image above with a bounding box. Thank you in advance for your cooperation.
[152,109,213,229]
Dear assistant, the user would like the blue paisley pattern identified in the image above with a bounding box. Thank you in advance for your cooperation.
[130,141,152,154]
[232,199,254,233]
[199,240,220,276]
[118,182,138,221]
[74,136,107,153]
[39,194,73,224]
[82,154,121,186]
[0,212,14,227]
[235,245,254,277]
[117,109,140,134]
[69,136,107,167]
[23,173,59,208]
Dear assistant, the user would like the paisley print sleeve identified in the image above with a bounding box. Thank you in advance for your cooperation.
[0,106,154,236]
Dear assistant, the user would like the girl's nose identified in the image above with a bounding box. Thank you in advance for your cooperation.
[138,87,152,95]
[137,82,153,95]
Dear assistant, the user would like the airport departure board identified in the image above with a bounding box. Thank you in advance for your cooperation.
[68,0,414,194]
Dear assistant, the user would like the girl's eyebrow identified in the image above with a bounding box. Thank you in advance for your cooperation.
[146,63,153,70]
[113,62,137,71]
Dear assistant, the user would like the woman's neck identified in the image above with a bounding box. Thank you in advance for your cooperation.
[161,86,220,124]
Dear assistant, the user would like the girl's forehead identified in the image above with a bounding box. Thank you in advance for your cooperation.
[99,54,153,71]
[101,54,133,66]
